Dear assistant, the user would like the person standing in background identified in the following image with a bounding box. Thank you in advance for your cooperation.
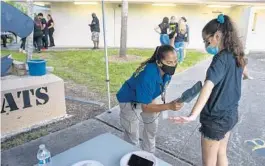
[242,58,253,80]
[174,18,188,64]
[155,17,170,45]
[89,13,100,49]
[169,16,177,34]
[1,34,7,48]
[34,16,43,53]
[38,13,48,50]
[19,37,27,53]
[47,14,55,47]
[181,17,189,59]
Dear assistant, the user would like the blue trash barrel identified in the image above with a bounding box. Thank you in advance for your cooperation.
[27,59,46,76]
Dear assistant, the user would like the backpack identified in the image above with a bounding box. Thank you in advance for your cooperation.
[34,20,43,37]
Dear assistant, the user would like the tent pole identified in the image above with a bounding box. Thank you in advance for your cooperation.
[101,0,111,111]
[26,0,34,61]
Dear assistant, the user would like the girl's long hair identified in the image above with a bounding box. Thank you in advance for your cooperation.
[178,20,187,35]
[203,15,245,67]
[48,14,53,22]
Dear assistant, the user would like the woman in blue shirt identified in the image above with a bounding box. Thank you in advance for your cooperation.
[116,45,183,153]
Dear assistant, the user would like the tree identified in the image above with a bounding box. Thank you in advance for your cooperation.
[5,0,27,13]
[119,0,128,57]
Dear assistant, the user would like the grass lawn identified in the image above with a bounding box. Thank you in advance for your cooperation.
[1,49,209,95]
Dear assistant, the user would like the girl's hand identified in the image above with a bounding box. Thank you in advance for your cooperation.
[169,114,197,124]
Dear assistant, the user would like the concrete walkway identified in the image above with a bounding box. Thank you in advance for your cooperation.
[97,52,265,166]
[1,52,265,166]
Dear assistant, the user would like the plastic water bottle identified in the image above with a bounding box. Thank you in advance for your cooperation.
[162,110,179,120]
[162,110,169,119]
[37,144,52,166]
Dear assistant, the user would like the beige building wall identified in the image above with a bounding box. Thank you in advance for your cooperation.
[230,6,265,52]
[247,9,265,51]
[229,6,251,52]
[125,4,231,49]
[49,2,264,50]
[50,2,231,49]
[225,6,265,52]
[50,2,115,47]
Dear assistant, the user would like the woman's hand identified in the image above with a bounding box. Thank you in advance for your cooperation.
[169,114,197,124]
[154,26,161,34]
[168,100,184,111]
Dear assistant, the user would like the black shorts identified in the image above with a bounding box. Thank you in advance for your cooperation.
[199,111,238,141]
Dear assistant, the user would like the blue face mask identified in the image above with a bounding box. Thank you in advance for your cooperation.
[206,46,219,56]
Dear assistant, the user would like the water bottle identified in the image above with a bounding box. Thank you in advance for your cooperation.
[37,144,51,166]
[162,110,179,120]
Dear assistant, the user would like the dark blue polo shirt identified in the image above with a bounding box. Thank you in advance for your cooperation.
[116,63,171,104]
[200,50,243,131]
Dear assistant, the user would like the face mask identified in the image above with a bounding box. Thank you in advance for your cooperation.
[206,45,219,55]
[161,62,177,75]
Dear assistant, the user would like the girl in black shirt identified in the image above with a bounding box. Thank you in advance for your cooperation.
[34,16,43,53]
[155,17,169,45]
[47,14,55,47]
[172,14,246,166]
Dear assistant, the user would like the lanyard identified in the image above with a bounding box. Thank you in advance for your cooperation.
[160,83,166,104]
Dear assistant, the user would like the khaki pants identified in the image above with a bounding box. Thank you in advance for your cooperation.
[119,103,159,153]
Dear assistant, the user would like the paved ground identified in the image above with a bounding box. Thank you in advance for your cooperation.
[97,52,265,166]
[1,52,265,166]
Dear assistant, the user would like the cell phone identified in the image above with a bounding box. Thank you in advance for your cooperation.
[128,154,154,166]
